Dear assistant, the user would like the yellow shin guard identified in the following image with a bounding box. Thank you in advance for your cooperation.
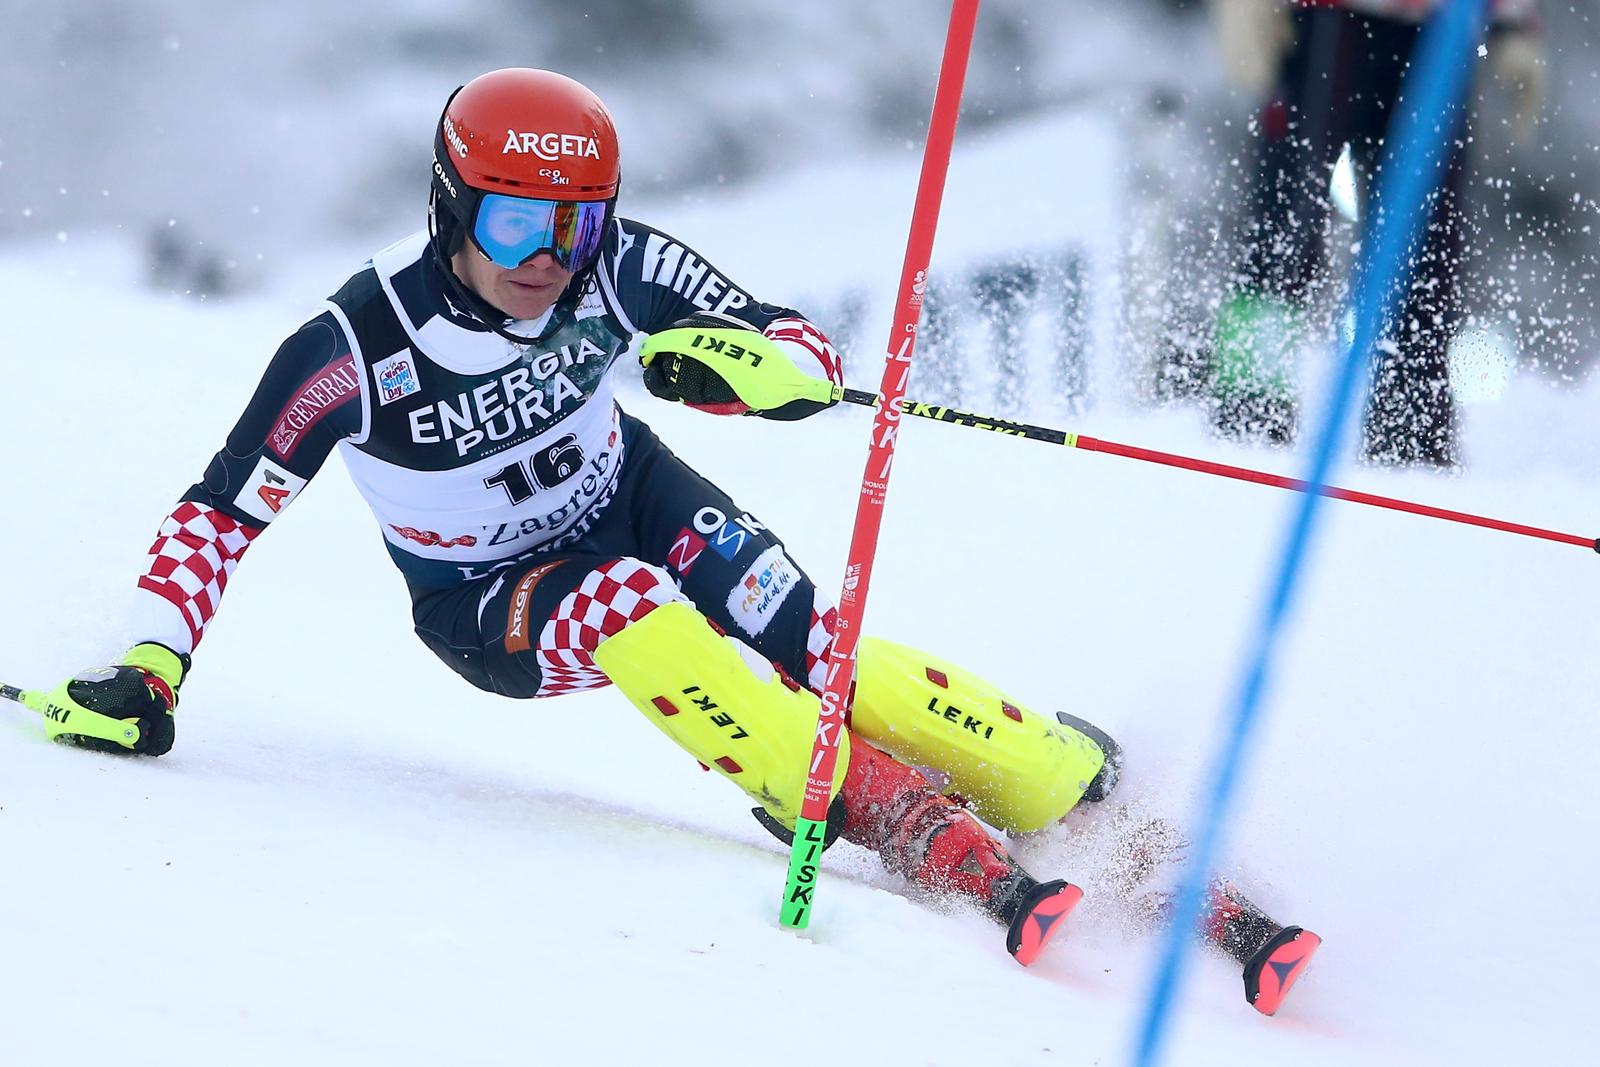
[852,637,1107,834]
[594,602,848,828]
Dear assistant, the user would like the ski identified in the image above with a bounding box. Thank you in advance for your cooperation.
[1006,879,1083,967]
[1205,880,1321,1016]
[1243,926,1322,1016]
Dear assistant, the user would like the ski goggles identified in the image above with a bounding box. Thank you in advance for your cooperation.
[470,193,609,271]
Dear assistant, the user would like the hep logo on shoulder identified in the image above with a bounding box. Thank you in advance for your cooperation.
[374,350,422,406]
[692,506,766,562]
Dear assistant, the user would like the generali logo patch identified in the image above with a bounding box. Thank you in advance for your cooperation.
[269,353,359,459]
[505,560,565,653]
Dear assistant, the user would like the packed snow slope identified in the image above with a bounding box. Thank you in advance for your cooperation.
[5,168,1599,1066]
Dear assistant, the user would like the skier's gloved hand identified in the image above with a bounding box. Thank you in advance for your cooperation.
[43,642,188,756]
[640,313,840,421]
[640,315,750,415]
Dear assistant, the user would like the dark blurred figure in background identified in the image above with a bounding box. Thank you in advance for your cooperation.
[1208,0,1543,467]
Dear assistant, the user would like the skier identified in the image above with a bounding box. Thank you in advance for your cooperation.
[24,68,1315,1013]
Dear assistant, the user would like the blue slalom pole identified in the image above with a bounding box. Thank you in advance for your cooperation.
[1131,3,1490,1063]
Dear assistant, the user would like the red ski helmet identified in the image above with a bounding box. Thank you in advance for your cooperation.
[430,68,620,271]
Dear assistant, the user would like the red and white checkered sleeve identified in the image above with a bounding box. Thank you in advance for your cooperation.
[762,316,844,388]
[129,502,262,655]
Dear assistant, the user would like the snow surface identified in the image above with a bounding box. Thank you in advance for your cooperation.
[4,141,1599,1065]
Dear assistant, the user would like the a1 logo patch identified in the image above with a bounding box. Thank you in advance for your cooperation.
[235,456,308,524]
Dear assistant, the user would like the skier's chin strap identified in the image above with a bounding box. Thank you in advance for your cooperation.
[425,220,579,347]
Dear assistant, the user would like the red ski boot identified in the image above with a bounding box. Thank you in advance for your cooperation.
[840,740,1081,966]
[1203,881,1321,1016]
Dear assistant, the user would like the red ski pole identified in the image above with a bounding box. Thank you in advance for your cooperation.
[829,388,1600,553]
[779,0,982,929]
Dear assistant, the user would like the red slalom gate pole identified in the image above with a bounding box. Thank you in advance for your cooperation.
[779,0,982,929]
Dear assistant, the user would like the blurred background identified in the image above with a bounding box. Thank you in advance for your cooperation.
[3,0,1597,466]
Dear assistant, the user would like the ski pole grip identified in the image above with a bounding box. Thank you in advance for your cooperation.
[1,684,45,713]
[834,387,880,408]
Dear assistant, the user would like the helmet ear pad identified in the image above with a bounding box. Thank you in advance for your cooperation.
[429,106,476,263]
[428,188,469,261]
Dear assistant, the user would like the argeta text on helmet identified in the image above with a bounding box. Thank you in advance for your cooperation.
[502,131,602,161]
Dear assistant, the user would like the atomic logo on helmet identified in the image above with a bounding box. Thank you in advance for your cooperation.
[444,116,470,158]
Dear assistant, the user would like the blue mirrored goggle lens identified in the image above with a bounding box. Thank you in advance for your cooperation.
[472,194,608,270]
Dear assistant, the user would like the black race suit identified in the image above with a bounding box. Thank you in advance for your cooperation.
[129,222,843,698]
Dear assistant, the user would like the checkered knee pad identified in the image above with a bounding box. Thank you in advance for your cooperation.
[805,589,839,695]
[533,558,686,697]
